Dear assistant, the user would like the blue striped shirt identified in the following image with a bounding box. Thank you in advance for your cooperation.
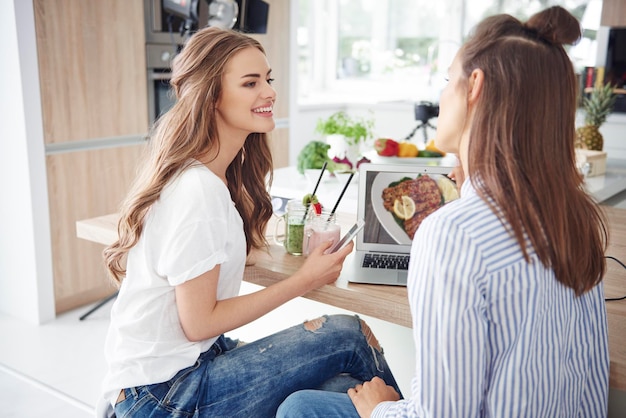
[373,180,609,417]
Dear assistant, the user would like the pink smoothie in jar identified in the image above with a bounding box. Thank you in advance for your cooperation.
[303,221,341,256]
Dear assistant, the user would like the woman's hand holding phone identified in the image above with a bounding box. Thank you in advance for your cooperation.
[297,240,353,289]
[328,220,365,254]
[293,220,364,291]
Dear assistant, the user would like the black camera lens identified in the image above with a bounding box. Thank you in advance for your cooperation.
[414,101,439,123]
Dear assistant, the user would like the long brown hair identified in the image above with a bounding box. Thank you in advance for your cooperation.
[104,27,274,283]
[461,7,608,295]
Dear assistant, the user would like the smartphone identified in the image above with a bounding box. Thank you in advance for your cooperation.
[329,220,365,253]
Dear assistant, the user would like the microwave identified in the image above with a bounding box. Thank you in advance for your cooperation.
[143,0,270,124]
[144,0,268,45]
[144,0,211,45]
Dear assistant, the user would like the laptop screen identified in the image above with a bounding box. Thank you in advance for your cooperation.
[357,163,459,253]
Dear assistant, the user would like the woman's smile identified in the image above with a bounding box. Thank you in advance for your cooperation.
[252,104,274,117]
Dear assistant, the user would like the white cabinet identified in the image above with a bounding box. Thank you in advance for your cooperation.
[602,114,626,160]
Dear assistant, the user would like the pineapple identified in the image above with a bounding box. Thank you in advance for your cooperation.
[575,83,617,151]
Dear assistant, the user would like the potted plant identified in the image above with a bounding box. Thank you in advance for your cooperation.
[315,111,374,145]
[315,111,375,165]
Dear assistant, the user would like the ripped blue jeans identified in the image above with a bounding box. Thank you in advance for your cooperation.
[113,314,401,418]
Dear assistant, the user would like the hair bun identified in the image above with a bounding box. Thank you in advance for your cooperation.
[525,6,581,46]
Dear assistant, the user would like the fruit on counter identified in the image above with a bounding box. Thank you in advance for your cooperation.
[425,139,446,156]
[576,83,616,151]
[302,193,323,215]
[392,196,416,220]
[373,138,444,158]
[374,138,399,156]
[397,142,419,158]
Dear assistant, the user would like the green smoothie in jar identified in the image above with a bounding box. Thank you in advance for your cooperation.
[285,222,305,255]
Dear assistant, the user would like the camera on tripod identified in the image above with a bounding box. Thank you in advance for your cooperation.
[405,101,439,142]
[414,101,439,123]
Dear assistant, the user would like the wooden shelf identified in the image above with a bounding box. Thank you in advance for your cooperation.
[583,87,626,95]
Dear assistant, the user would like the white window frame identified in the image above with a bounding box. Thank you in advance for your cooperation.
[296,0,599,105]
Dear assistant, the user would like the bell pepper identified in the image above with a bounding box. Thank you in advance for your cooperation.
[425,139,446,156]
[397,142,419,158]
[374,138,399,157]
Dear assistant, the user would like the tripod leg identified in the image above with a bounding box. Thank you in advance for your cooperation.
[79,291,118,321]
[422,121,437,144]
[404,122,424,141]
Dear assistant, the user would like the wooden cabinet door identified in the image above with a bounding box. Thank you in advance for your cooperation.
[34,0,149,313]
[601,0,626,27]
[34,0,149,143]
[47,146,146,313]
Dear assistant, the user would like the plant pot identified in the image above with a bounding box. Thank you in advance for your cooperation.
[325,134,361,166]
[325,134,347,158]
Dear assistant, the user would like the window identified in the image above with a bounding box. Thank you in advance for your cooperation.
[296,0,598,105]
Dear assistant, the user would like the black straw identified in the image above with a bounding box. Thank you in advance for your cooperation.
[328,172,354,222]
[311,161,327,197]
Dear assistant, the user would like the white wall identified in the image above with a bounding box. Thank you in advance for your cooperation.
[601,114,626,160]
[0,0,55,324]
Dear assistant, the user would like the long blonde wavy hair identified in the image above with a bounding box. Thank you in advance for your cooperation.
[104,27,274,283]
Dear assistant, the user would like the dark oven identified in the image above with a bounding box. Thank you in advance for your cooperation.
[145,43,177,125]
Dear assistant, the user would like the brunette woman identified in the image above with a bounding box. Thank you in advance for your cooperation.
[278,6,609,417]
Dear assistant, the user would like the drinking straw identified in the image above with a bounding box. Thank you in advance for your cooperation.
[311,161,327,197]
[327,172,355,222]
[302,161,327,221]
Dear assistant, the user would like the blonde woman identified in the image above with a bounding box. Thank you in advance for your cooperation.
[279,6,609,417]
[100,27,400,417]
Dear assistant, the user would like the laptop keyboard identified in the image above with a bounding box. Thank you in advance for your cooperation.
[362,253,410,270]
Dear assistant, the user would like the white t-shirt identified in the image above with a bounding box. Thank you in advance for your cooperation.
[101,163,246,406]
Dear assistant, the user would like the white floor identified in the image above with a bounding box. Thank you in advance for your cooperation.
[0,282,416,417]
[2,280,626,417]
[2,280,625,417]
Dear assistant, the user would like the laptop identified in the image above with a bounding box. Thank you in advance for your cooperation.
[343,162,458,286]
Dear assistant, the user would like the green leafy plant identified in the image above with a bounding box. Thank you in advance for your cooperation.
[296,141,348,174]
[315,111,375,146]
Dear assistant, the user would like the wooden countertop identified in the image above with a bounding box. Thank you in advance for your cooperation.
[603,206,626,390]
[76,206,626,390]
[75,211,411,327]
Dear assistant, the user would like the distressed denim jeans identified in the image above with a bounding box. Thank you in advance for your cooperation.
[277,389,361,418]
[113,314,401,417]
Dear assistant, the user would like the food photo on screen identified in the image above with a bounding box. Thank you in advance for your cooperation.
[363,171,459,245]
